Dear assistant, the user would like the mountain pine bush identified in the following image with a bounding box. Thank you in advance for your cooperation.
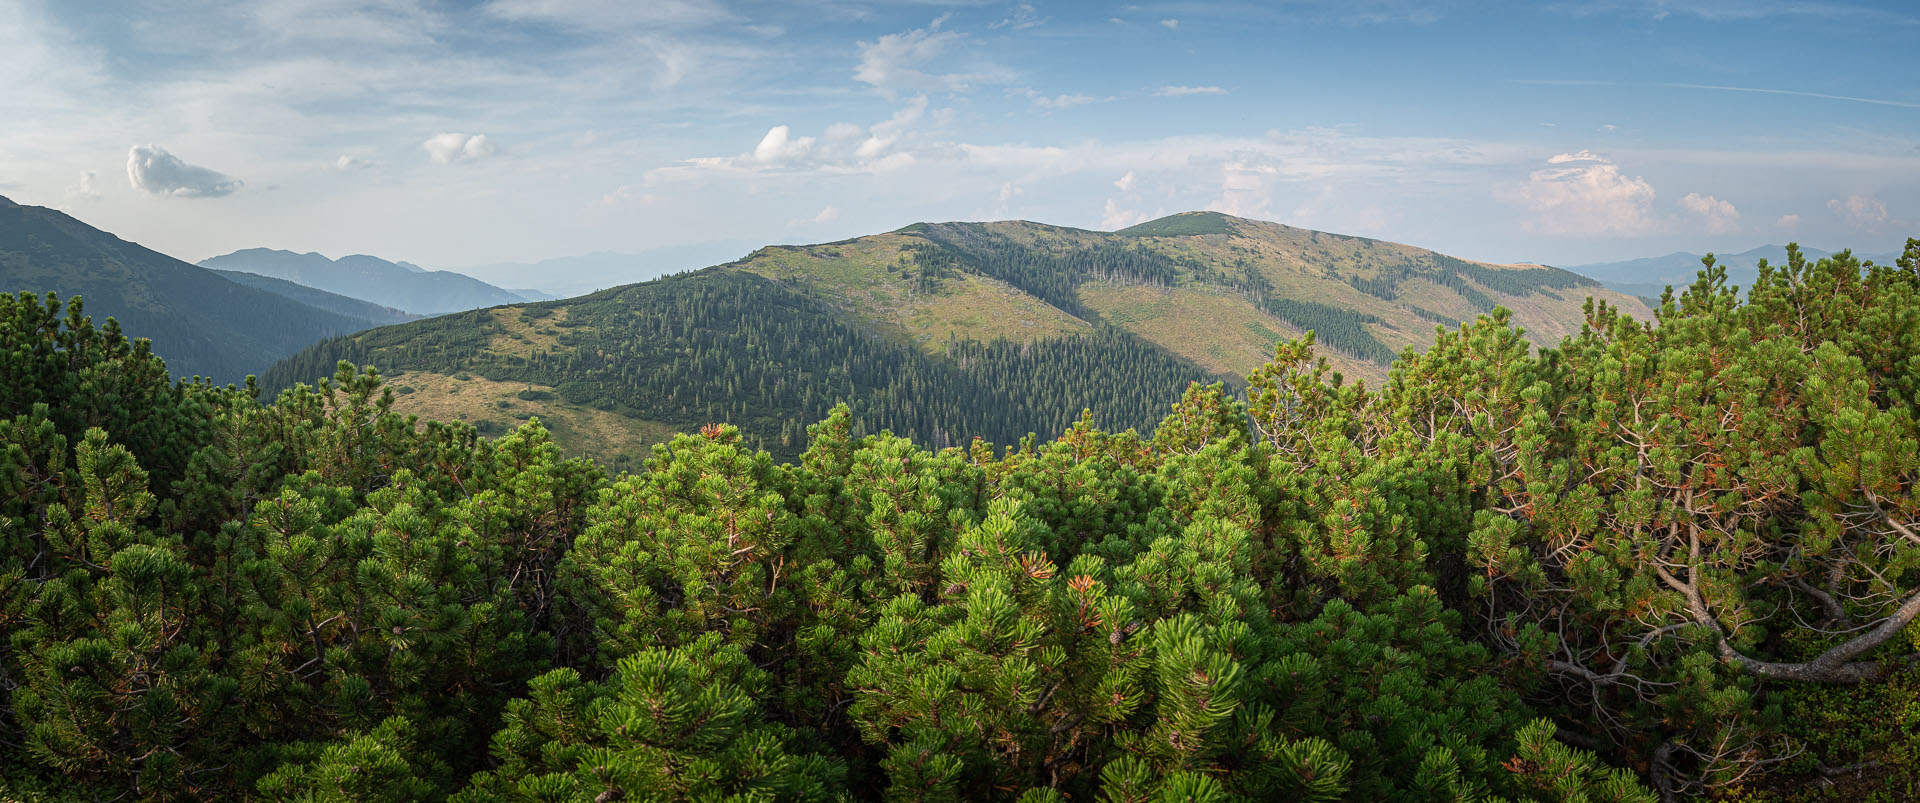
[1,238,1914,800]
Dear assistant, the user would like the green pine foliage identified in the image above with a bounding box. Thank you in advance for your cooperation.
[1,235,1914,801]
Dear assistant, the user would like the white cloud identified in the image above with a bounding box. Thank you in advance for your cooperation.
[753,125,816,165]
[423,133,496,164]
[1678,192,1740,234]
[335,154,376,171]
[678,98,944,175]
[790,204,839,226]
[1102,199,1149,230]
[64,171,100,203]
[1512,150,1656,236]
[1827,194,1889,230]
[1160,18,1180,30]
[1114,171,1137,192]
[125,145,242,198]
[1155,85,1227,97]
[1775,213,1800,230]
[854,17,1007,97]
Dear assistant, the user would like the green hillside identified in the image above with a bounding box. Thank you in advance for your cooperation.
[264,212,1654,463]
[0,196,382,381]
[264,269,1219,467]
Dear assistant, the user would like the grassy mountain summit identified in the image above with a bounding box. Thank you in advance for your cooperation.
[264,211,1652,464]
[0,195,380,381]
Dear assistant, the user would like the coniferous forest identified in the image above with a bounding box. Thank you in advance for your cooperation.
[4,241,1920,802]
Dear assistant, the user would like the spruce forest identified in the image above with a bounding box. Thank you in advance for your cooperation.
[4,240,1920,802]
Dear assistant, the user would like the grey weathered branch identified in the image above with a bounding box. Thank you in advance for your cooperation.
[1655,563,1920,684]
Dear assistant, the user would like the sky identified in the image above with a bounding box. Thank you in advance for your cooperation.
[1,0,1917,274]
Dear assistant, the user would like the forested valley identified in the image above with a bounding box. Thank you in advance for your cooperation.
[4,241,1920,802]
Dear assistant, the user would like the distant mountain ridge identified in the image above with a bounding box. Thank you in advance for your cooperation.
[0,196,378,381]
[199,248,532,315]
[266,210,1654,465]
[455,240,761,298]
[206,269,417,328]
[1569,244,1902,298]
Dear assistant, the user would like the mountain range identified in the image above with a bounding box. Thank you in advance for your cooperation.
[1569,244,1903,299]
[264,211,1654,467]
[198,248,534,315]
[0,195,384,381]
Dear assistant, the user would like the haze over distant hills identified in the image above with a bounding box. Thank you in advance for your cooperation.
[267,210,1654,467]
[1569,244,1903,299]
[454,240,761,298]
[205,269,417,328]
[199,248,534,315]
[0,196,380,381]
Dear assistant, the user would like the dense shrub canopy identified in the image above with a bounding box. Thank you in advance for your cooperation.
[2,241,1916,801]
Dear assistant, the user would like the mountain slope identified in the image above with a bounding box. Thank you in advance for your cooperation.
[199,248,532,315]
[0,195,380,382]
[264,270,1217,468]
[264,211,1654,463]
[207,268,417,328]
[732,212,1650,382]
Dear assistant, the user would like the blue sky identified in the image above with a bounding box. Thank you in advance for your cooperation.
[2,0,1915,272]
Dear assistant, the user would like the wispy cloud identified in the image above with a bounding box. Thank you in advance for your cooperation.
[1547,0,1918,24]
[854,16,1010,97]
[482,0,738,29]
[1009,88,1107,109]
[990,3,1047,30]
[1155,85,1227,97]
[1515,79,1920,109]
